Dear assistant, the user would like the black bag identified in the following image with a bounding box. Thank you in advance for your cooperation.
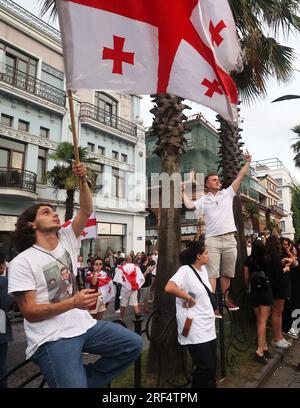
[189,265,218,311]
[250,270,268,290]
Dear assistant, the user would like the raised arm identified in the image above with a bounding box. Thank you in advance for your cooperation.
[231,150,252,194]
[71,162,93,238]
[181,182,196,210]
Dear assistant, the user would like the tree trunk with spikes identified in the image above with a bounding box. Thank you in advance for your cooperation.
[147,94,190,385]
[65,189,75,222]
[216,114,247,294]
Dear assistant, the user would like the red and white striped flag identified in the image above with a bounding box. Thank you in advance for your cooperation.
[57,0,243,123]
[62,211,97,240]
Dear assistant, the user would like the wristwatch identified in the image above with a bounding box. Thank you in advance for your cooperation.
[81,176,91,187]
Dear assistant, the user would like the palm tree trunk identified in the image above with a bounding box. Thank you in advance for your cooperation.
[217,114,246,295]
[147,153,183,384]
[65,189,75,221]
[146,94,190,385]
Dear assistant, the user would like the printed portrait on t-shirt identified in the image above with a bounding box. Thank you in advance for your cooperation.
[42,250,77,303]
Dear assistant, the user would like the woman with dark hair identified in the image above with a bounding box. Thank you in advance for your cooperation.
[85,257,115,320]
[265,235,291,349]
[165,241,216,388]
[244,238,273,364]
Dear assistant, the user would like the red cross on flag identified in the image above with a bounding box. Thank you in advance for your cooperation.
[57,0,242,123]
[62,211,97,241]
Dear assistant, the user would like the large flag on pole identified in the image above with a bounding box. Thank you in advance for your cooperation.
[57,0,242,123]
[62,211,97,240]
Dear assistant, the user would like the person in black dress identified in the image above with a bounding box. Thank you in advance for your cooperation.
[244,238,273,364]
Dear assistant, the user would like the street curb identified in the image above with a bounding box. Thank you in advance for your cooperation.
[252,338,299,388]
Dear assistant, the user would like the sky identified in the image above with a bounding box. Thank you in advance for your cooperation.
[12,0,300,181]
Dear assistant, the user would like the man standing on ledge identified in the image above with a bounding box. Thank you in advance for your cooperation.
[8,162,142,388]
[182,151,252,317]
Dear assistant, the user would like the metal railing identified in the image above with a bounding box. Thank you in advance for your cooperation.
[0,64,66,107]
[80,102,137,137]
[0,0,61,42]
[0,167,37,193]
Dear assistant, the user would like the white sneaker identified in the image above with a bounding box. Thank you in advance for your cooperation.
[288,327,299,339]
[271,339,290,349]
[115,309,120,314]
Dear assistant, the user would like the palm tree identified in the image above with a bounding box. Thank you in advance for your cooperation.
[146,94,190,383]
[217,0,300,291]
[44,142,94,221]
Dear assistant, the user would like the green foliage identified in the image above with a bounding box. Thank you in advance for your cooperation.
[43,142,96,220]
[244,202,259,219]
[291,186,300,241]
[291,124,300,168]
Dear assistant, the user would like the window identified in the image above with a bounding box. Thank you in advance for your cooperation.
[87,143,95,153]
[278,189,282,199]
[18,120,29,132]
[40,127,49,139]
[92,164,104,192]
[1,114,13,127]
[98,146,105,155]
[0,40,37,77]
[37,148,47,183]
[112,168,125,198]
[112,150,119,160]
[280,220,286,233]
[121,153,128,163]
[95,92,118,126]
[0,139,25,170]
[274,178,283,186]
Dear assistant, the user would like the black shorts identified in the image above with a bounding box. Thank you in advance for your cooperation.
[250,285,273,307]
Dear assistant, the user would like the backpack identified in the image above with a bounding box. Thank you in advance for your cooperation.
[250,270,269,290]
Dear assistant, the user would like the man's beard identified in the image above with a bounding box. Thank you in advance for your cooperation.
[35,223,60,233]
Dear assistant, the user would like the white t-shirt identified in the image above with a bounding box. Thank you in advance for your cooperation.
[8,226,96,359]
[151,254,158,277]
[170,265,216,345]
[193,186,236,237]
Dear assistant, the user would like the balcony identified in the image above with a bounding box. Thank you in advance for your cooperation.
[0,167,38,200]
[80,102,137,138]
[271,205,288,216]
[0,64,66,107]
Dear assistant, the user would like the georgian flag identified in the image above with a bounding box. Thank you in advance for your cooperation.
[57,0,242,123]
[113,264,145,290]
[86,272,116,303]
[62,211,97,240]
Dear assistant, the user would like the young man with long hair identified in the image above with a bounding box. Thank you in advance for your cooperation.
[8,162,142,388]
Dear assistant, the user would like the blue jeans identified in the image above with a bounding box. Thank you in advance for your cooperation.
[33,320,142,388]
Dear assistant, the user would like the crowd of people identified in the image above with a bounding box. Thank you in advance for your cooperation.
[2,153,300,390]
[76,249,158,320]
[244,234,300,363]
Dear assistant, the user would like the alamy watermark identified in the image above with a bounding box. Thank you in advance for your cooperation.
[94,171,205,214]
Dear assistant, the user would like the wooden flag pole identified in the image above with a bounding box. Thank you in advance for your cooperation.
[67,89,80,164]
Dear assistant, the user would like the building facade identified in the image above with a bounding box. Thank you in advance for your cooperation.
[253,158,299,240]
[0,0,146,261]
[146,114,288,248]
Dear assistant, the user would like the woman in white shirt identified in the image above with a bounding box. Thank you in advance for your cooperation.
[165,241,217,388]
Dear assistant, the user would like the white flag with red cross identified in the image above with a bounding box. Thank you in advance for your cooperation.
[62,211,97,240]
[57,0,243,123]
